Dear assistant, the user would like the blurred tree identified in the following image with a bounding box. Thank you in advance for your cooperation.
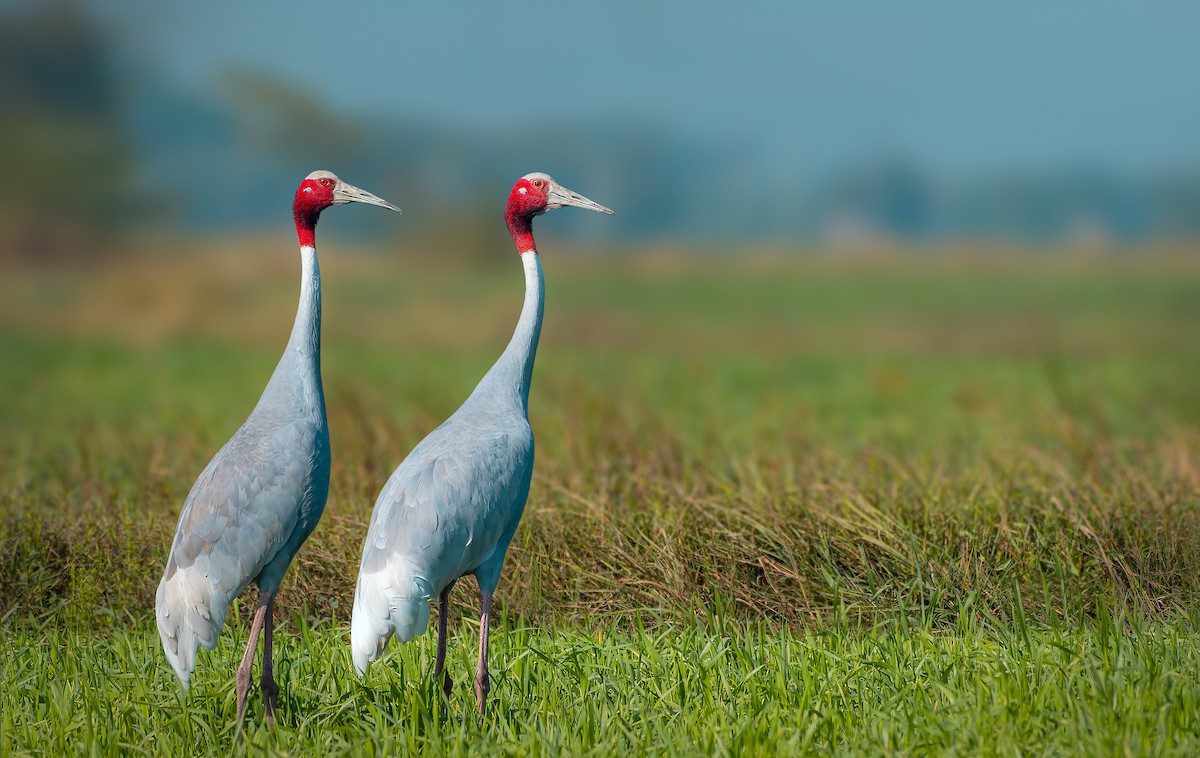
[0,0,133,262]
[215,69,369,164]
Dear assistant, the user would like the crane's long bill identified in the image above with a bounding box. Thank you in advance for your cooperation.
[334,182,402,212]
[547,184,615,215]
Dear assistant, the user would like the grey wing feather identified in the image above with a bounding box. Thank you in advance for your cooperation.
[361,417,531,584]
[350,412,532,672]
[156,414,327,687]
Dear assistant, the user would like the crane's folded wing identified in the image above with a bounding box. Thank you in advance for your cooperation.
[358,424,533,590]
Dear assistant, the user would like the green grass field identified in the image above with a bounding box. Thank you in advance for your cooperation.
[2,245,1199,754]
[6,613,1200,755]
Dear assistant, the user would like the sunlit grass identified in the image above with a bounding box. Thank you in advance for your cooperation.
[4,610,1200,756]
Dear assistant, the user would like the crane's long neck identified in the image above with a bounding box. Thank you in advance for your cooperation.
[256,241,324,418]
[478,248,543,413]
[287,245,322,363]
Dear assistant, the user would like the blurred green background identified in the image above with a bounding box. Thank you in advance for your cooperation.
[3,0,1200,258]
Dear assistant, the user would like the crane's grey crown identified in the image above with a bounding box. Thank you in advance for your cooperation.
[305,169,339,182]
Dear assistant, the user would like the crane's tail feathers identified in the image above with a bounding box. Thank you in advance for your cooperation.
[350,573,431,676]
[155,564,226,689]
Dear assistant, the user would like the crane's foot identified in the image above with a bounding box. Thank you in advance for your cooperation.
[474,669,490,722]
[234,664,252,742]
[443,671,454,698]
[260,672,279,728]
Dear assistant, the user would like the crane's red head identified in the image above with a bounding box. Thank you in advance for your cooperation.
[293,169,400,248]
[505,172,614,254]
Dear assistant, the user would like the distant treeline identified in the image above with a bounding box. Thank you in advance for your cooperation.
[4,0,1199,256]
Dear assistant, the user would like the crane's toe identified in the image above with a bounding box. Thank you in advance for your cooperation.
[261,673,279,727]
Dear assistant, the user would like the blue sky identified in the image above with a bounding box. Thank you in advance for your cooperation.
[95,0,1199,181]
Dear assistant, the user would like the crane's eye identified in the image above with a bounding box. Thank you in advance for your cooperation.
[319,177,334,188]
[532,179,544,188]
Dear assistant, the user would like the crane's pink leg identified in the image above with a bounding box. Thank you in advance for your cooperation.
[234,592,272,741]
[474,591,493,720]
[434,581,456,698]
[260,594,279,727]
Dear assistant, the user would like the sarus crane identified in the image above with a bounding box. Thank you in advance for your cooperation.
[155,171,400,735]
[350,172,613,717]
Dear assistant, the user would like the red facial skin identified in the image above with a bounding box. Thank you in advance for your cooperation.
[505,177,552,253]
[293,176,338,248]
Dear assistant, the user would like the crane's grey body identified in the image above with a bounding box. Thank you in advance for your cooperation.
[350,173,610,717]
[351,252,542,673]
[157,247,329,687]
[153,171,398,738]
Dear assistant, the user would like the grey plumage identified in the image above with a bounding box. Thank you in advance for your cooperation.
[350,172,613,717]
[154,171,398,735]
[156,343,329,687]
[351,352,536,666]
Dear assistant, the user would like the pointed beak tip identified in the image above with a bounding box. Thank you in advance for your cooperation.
[361,196,401,213]
[336,183,402,213]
